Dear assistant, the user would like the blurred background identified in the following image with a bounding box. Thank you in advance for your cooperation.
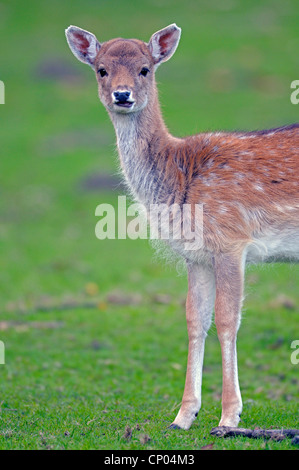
[0,0,298,449]
[1,0,298,309]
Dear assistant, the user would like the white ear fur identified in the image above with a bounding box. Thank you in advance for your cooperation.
[65,25,101,68]
[148,24,181,68]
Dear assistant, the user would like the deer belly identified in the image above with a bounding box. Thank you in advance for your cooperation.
[247,230,299,263]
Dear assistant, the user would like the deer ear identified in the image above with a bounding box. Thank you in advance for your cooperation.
[65,26,101,68]
[148,24,181,67]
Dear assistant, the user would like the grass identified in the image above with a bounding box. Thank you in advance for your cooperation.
[0,0,298,450]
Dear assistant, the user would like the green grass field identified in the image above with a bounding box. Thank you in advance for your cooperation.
[0,0,298,450]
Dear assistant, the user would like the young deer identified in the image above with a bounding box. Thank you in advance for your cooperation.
[65,24,299,430]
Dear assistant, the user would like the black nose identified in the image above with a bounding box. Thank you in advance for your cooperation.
[113,91,131,103]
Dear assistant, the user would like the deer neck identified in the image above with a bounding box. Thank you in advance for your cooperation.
[108,90,174,205]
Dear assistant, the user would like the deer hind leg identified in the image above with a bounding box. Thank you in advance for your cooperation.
[170,263,215,430]
[214,251,245,427]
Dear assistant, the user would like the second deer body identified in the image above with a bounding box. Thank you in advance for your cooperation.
[66,24,299,430]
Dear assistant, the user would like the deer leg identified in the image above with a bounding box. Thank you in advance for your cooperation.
[170,263,215,430]
[214,252,245,427]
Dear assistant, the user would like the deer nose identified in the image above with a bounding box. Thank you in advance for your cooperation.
[113,90,131,103]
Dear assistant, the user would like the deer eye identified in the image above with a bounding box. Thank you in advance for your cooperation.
[98,68,108,77]
[140,67,150,77]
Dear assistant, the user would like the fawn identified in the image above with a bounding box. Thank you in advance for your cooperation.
[65,24,299,430]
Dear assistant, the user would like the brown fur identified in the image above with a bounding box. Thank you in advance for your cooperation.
[66,24,299,430]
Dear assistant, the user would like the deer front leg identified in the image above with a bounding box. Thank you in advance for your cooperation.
[214,252,244,427]
[170,263,215,430]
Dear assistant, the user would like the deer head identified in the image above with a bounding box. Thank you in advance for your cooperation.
[65,24,181,114]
